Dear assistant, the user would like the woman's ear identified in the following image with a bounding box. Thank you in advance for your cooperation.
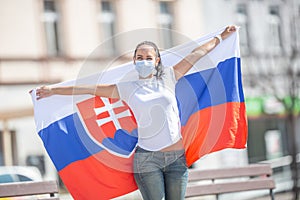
[133,57,136,64]
[155,57,160,66]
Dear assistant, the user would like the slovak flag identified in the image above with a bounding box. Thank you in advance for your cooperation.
[30,28,247,200]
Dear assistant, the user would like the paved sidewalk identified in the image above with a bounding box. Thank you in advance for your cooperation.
[252,191,294,200]
[60,192,300,200]
[60,190,296,200]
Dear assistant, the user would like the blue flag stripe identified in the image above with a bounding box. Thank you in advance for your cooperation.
[39,113,103,171]
[176,57,244,125]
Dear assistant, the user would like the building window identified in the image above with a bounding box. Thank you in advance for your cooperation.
[42,0,63,57]
[158,1,174,49]
[98,0,116,57]
[236,4,250,55]
[267,5,282,54]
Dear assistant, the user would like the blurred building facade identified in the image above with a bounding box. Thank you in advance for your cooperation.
[0,0,299,195]
[235,0,300,194]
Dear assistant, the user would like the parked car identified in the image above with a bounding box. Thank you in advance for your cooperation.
[0,166,43,183]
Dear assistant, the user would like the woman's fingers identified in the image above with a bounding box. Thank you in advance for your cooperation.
[228,25,237,32]
[225,25,236,33]
[35,86,52,100]
[221,25,237,39]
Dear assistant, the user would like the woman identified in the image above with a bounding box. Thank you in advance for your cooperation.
[36,26,236,200]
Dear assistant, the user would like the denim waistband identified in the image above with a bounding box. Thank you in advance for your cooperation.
[135,146,185,155]
[133,146,187,174]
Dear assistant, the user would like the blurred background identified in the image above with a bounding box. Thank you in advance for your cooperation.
[0,0,299,199]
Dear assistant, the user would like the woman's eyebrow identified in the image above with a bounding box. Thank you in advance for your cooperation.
[135,54,154,59]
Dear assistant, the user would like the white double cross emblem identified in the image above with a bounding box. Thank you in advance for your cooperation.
[94,98,132,130]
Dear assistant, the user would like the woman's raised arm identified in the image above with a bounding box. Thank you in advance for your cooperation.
[173,25,237,81]
[35,84,119,100]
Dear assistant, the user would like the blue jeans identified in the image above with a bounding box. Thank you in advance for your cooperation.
[133,146,188,200]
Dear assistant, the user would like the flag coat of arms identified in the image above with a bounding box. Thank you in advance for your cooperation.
[30,28,247,200]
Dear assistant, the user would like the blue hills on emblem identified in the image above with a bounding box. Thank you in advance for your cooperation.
[101,129,138,156]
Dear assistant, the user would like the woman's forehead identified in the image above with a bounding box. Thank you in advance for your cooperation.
[135,45,156,56]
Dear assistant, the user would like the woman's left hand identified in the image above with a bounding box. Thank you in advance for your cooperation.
[221,25,237,40]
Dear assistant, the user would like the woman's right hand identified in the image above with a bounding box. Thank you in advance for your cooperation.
[35,86,54,100]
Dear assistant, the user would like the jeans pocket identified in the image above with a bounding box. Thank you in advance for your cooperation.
[176,153,188,168]
[134,152,153,173]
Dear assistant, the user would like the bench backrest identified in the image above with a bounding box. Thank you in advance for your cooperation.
[186,164,275,198]
[188,164,273,181]
[0,180,59,198]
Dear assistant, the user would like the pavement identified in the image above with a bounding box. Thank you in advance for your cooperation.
[59,191,296,200]
[252,191,294,200]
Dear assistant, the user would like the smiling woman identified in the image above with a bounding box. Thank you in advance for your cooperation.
[133,41,163,79]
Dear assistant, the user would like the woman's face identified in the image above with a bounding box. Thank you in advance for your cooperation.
[134,45,160,66]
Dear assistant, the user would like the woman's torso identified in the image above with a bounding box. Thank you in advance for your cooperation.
[117,67,182,151]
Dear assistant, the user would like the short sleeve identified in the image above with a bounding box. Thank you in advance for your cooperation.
[163,67,178,84]
[116,81,134,102]
[169,67,178,84]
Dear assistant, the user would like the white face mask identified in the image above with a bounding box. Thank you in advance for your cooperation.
[135,60,156,78]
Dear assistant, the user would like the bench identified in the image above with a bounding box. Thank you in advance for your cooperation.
[0,180,60,200]
[186,164,275,200]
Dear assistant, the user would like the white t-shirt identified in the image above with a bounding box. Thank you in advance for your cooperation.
[116,67,181,151]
